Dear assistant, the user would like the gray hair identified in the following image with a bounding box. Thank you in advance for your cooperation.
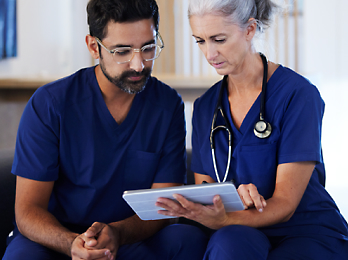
[188,0,277,32]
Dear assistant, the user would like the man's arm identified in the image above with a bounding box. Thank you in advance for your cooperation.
[15,176,110,259]
[83,182,182,258]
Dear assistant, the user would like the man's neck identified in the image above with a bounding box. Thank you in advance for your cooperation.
[95,65,136,125]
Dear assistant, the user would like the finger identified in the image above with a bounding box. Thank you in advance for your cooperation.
[212,195,225,212]
[84,235,98,249]
[261,196,267,208]
[156,201,185,217]
[85,222,105,238]
[237,185,254,208]
[248,187,264,212]
[156,197,185,212]
[157,209,179,217]
[172,194,196,210]
[72,240,110,259]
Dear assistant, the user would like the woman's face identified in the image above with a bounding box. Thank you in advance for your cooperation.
[189,14,254,76]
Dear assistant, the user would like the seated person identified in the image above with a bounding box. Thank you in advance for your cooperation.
[156,0,348,259]
[2,0,208,259]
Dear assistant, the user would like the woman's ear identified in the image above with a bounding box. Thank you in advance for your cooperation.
[245,18,257,41]
[85,35,100,60]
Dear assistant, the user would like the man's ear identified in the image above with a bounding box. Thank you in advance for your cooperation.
[86,35,100,60]
[245,18,257,41]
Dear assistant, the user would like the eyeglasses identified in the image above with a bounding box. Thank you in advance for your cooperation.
[95,33,164,64]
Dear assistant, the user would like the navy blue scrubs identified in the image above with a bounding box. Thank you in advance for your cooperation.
[3,67,208,259]
[191,65,348,259]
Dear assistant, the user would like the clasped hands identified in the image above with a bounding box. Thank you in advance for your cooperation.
[71,222,118,260]
[156,183,267,230]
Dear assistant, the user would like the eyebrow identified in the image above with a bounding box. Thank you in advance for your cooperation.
[110,39,156,49]
[192,34,226,39]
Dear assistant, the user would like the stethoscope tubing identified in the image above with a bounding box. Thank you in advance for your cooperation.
[210,52,271,183]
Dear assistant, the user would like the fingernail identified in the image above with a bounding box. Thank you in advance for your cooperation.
[258,208,263,213]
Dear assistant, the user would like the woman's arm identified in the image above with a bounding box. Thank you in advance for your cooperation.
[157,161,315,229]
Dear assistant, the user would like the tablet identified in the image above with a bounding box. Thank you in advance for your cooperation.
[122,181,245,220]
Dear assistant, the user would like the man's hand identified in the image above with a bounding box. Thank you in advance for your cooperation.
[70,222,119,260]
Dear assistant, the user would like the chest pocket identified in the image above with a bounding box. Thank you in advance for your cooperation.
[123,150,161,191]
[237,143,277,199]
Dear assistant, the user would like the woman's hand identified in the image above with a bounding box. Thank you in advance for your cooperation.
[237,183,267,212]
[156,194,229,230]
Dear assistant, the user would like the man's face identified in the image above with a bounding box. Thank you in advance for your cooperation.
[98,18,157,94]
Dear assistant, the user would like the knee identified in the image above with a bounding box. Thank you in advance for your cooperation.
[210,225,259,246]
[206,225,271,259]
[162,224,208,247]
[158,224,208,258]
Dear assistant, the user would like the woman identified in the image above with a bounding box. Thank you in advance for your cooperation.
[156,0,348,259]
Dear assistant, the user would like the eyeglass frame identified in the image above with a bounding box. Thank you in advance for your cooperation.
[95,33,164,64]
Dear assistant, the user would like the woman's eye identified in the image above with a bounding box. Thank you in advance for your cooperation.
[215,39,226,43]
[195,40,205,44]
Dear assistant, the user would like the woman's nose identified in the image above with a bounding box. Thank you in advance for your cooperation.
[205,43,219,61]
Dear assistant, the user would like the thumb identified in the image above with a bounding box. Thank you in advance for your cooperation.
[213,195,225,211]
[85,222,104,238]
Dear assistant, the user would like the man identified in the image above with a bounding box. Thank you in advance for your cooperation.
[2,0,207,259]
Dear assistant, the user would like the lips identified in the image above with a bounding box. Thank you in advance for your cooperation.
[211,62,224,69]
[129,76,143,81]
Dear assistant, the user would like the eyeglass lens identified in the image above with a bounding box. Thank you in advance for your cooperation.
[114,45,161,63]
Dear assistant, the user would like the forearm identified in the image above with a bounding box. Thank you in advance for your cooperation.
[16,205,78,256]
[109,214,173,246]
[221,196,294,229]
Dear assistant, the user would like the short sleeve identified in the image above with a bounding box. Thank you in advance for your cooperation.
[152,94,187,184]
[12,87,60,181]
[277,82,324,164]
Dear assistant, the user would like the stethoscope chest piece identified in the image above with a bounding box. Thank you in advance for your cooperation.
[254,119,272,138]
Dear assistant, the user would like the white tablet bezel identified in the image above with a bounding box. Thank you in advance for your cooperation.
[122,181,245,220]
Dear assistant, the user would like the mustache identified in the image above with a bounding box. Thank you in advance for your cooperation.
[121,68,151,78]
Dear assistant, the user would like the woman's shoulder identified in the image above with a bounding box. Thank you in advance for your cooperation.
[194,79,223,109]
[270,65,321,97]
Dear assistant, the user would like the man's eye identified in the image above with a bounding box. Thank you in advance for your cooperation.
[143,46,156,53]
[115,49,131,56]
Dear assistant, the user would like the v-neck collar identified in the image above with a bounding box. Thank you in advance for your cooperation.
[88,67,145,135]
[221,65,282,140]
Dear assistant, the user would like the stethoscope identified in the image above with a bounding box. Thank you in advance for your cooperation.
[210,53,272,183]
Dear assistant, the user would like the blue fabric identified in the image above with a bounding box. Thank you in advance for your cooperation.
[191,66,348,247]
[3,224,208,260]
[0,0,17,59]
[204,225,348,260]
[11,66,186,231]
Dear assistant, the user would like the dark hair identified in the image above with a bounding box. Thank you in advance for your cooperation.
[87,0,159,40]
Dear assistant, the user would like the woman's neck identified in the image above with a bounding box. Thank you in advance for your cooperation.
[227,52,264,97]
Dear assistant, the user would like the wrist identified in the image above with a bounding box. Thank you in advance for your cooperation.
[68,232,80,257]
[109,223,123,245]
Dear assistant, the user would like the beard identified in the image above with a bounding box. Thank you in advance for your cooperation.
[99,61,152,94]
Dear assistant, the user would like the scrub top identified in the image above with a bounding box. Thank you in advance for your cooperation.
[191,65,348,240]
[12,66,186,233]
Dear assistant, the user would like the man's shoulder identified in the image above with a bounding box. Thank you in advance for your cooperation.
[143,76,183,108]
[34,67,96,105]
